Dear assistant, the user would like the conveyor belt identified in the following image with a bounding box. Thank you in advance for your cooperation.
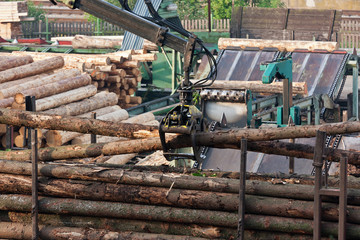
[201,49,350,173]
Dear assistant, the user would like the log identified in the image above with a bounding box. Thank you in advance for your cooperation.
[0,173,237,211]
[0,55,33,72]
[0,68,81,99]
[0,72,52,91]
[122,112,155,124]
[131,53,157,62]
[0,194,236,228]
[105,153,137,165]
[3,211,232,239]
[218,38,339,52]
[13,74,91,104]
[98,64,116,72]
[0,222,208,240]
[45,108,130,146]
[42,92,118,116]
[36,85,98,112]
[0,56,64,83]
[72,35,122,49]
[0,132,18,148]
[108,69,126,77]
[118,60,140,68]
[129,96,142,104]
[106,75,121,83]
[196,80,308,95]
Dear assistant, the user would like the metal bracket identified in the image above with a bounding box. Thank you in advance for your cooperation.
[155,27,168,47]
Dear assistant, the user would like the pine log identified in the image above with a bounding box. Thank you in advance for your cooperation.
[125,68,141,76]
[0,222,207,240]
[13,74,91,104]
[106,75,121,83]
[45,109,130,146]
[118,60,140,68]
[131,53,157,62]
[0,132,18,148]
[105,153,137,165]
[0,68,81,99]
[197,80,308,95]
[0,55,33,72]
[3,211,232,239]
[0,97,15,108]
[36,85,98,112]
[0,173,237,211]
[98,64,116,72]
[129,96,142,104]
[0,72,52,91]
[144,120,160,126]
[127,88,136,95]
[0,194,235,227]
[42,92,118,116]
[72,35,122,49]
[0,56,64,83]
[71,135,127,145]
[218,38,339,52]
[108,69,126,77]
[105,51,132,60]
[122,112,155,124]
[84,62,95,69]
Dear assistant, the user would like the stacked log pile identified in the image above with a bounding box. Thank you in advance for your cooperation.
[7,48,158,108]
[0,160,359,239]
[0,54,158,149]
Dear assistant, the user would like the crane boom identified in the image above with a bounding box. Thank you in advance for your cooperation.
[53,0,188,53]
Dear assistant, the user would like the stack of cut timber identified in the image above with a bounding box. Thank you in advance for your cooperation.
[0,54,141,149]
[7,50,158,109]
[0,161,359,239]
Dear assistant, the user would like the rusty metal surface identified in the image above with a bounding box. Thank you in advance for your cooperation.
[201,49,349,174]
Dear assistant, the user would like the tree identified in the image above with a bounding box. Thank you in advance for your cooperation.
[174,0,205,20]
[208,0,285,19]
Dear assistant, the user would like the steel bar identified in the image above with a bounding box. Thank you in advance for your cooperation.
[237,138,247,240]
[91,112,96,144]
[339,156,348,240]
[313,131,326,240]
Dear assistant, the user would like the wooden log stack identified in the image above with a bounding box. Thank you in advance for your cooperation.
[0,54,159,149]
[6,48,158,109]
[0,161,359,239]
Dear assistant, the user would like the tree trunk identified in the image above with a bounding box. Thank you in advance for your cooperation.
[0,72,53,91]
[14,74,91,104]
[42,92,118,116]
[197,80,307,95]
[131,53,157,62]
[122,112,155,124]
[0,173,237,211]
[0,222,208,240]
[218,38,339,52]
[118,61,140,68]
[72,35,122,49]
[71,135,127,145]
[0,68,81,99]
[0,55,33,71]
[36,85,98,112]
[0,56,64,83]
[0,108,158,139]
[104,153,137,164]
[45,109,129,146]
[3,211,233,239]
[0,194,237,228]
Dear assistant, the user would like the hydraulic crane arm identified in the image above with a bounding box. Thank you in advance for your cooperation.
[52,0,187,53]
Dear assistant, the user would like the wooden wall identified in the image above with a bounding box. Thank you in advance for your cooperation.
[230,7,342,41]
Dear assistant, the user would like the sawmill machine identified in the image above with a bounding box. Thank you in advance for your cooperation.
[49,0,222,161]
[197,43,359,173]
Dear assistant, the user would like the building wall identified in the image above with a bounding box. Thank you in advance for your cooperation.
[283,0,360,10]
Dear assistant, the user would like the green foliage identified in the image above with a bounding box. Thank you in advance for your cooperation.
[27,1,46,21]
[206,0,285,19]
[174,0,205,20]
